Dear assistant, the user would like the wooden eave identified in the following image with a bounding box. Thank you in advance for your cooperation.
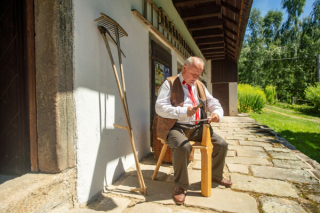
[173,0,253,63]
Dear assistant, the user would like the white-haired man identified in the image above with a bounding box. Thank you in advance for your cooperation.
[154,56,231,205]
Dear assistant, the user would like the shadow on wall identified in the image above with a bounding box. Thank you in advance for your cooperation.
[87,92,134,203]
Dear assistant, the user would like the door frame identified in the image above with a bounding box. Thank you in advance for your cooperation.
[24,0,38,172]
[150,39,172,147]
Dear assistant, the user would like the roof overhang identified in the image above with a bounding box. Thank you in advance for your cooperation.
[172,0,253,63]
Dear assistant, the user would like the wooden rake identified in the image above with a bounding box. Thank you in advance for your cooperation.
[95,13,147,195]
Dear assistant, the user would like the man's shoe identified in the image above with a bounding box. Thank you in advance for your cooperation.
[172,185,186,205]
[212,177,232,187]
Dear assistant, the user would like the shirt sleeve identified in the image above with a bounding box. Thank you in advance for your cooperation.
[155,80,189,119]
[205,87,224,122]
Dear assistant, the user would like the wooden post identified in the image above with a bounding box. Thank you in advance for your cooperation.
[200,124,213,197]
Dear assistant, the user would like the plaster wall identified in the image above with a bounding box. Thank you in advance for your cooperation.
[74,0,150,203]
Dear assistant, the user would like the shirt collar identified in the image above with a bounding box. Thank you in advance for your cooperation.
[178,73,194,86]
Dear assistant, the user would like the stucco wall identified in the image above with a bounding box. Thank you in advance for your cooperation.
[74,0,213,203]
[74,0,151,203]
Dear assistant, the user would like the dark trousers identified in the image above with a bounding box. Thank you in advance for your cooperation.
[166,122,228,190]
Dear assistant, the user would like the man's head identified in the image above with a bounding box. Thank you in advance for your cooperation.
[182,56,204,85]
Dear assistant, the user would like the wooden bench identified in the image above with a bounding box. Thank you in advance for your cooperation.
[152,124,213,197]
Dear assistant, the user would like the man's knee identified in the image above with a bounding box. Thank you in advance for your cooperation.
[177,140,191,155]
[213,136,228,150]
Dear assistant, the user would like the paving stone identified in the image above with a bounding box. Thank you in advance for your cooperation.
[264,147,290,153]
[226,136,246,140]
[92,196,131,212]
[192,161,201,170]
[312,170,320,179]
[188,169,201,186]
[259,196,307,213]
[307,194,320,203]
[165,174,175,183]
[185,187,259,213]
[231,174,299,198]
[130,164,171,181]
[269,152,298,160]
[272,159,310,169]
[226,157,272,166]
[239,141,273,147]
[67,208,98,213]
[252,138,279,143]
[250,165,319,184]
[228,145,265,151]
[114,176,176,204]
[227,150,236,157]
[225,140,239,145]
[237,150,269,158]
[127,202,173,213]
[193,153,201,161]
[226,163,249,174]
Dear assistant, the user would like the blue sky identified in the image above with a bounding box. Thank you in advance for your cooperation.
[252,0,315,19]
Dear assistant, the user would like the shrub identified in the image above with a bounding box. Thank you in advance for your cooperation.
[265,85,276,104]
[238,84,266,113]
[305,84,320,110]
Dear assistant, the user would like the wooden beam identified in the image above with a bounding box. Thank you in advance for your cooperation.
[199,43,224,50]
[225,40,236,50]
[173,0,215,7]
[224,26,238,37]
[203,52,225,56]
[192,28,223,39]
[197,37,224,45]
[181,6,221,21]
[188,18,223,31]
[201,47,225,53]
[26,0,38,172]
[221,1,240,14]
[208,57,225,61]
[225,34,237,43]
[222,15,238,27]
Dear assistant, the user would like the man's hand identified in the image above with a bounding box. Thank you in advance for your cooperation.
[208,113,219,123]
[187,106,197,117]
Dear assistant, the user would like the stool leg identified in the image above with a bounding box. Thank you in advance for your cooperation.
[152,144,168,180]
[200,124,213,197]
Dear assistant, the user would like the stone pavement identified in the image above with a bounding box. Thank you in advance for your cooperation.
[70,116,320,213]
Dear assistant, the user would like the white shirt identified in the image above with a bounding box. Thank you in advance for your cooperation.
[155,73,223,124]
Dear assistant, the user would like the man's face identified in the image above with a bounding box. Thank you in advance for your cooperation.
[182,61,204,85]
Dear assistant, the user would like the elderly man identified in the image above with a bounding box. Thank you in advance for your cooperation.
[154,56,232,204]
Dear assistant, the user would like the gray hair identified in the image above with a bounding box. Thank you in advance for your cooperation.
[184,56,205,68]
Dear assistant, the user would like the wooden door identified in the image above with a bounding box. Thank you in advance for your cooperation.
[0,0,30,175]
[150,41,172,146]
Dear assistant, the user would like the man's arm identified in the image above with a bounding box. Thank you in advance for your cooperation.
[155,80,190,119]
[205,88,224,122]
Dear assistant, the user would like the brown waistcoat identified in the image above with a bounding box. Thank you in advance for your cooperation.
[153,75,207,142]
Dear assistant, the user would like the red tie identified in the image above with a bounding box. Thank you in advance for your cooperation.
[183,81,200,124]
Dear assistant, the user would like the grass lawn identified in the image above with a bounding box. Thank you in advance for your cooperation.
[249,106,320,163]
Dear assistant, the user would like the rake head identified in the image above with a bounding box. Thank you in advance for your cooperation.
[95,13,128,38]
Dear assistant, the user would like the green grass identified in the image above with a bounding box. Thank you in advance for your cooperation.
[274,102,320,118]
[249,108,320,163]
[266,105,320,122]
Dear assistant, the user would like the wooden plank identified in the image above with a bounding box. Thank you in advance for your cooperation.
[202,47,225,53]
[221,1,240,14]
[192,28,223,39]
[181,5,221,21]
[224,26,238,37]
[223,15,238,27]
[225,34,237,43]
[187,18,223,31]
[208,57,225,61]
[173,0,215,7]
[196,37,224,45]
[199,43,224,50]
[26,0,38,172]
[200,124,212,197]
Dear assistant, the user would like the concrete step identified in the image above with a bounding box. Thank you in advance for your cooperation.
[0,168,76,213]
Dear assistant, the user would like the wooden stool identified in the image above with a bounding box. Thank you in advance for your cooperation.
[152,124,213,197]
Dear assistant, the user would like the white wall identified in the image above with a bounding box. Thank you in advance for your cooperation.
[74,0,151,203]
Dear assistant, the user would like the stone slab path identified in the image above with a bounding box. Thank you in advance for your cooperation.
[69,116,320,213]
